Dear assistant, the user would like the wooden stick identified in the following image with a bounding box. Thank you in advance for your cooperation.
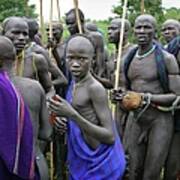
[49,0,53,59]
[113,0,128,118]
[49,1,54,179]
[25,0,28,16]
[141,0,145,14]
[56,0,61,23]
[114,0,128,90]
[39,0,43,30]
[73,0,83,34]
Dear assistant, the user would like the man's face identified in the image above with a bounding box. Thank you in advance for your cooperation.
[134,20,155,46]
[4,20,29,53]
[46,25,63,42]
[66,39,92,80]
[108,22,120,44]
[65,12,78,35]
[161,23,179,43]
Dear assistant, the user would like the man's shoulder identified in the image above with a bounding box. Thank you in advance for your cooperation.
[88,76,106,93]
[161,49,179,74]
[14,76,44,92]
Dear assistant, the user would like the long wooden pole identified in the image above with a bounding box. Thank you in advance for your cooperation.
[25,0,28,16]
[56,0,61,23]
[39,0,43,30]
[49,1,54,179]
[49,0,53,59]
[114,0,128,90]
[73,0,83,34]
[113,0,128,118]
[141,0,145,14]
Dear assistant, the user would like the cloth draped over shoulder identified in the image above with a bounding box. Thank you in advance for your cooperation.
[65,80,126,180]
[124,43,169,93]
[0,71,34,179]
[166,36,180,131]
[166,36,180,59]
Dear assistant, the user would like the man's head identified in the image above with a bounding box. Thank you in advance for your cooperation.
[66,34,94,80]
[0,36,16,68]
[134,14,157,46]
[2,17,29,54]
[108,18,131,45]
[162,19,180,43]
[85,22,98,33]
[46,21,63,43]
[25,18,39,40]
[65,8,85,35]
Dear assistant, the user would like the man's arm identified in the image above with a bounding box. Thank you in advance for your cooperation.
[48,60,67,86]
[34,53,54,96]
[34,45,67,86]
[164,51,180,95]
[38,84,52,140]
[48,83,115,145]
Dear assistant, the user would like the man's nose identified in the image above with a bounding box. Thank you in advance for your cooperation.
[139,27,145,33]
[18,33,25,40]
[164,29,169,34]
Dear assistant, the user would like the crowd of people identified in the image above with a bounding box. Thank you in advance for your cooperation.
[0,6,179,180]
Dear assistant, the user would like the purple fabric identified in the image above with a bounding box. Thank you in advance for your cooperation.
[0,71,34,179]
[66,80,126,180]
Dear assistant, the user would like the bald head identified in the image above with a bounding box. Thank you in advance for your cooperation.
[0,36,16,67]
[163,19,180,31]
[162,19,180,43]
[108,18,131,45]
[66,35,95,58]
[2,17,28,35]
[2,17,29,54]
[25,18,39,39]
[135,14,157,30]
[111,18,131,32]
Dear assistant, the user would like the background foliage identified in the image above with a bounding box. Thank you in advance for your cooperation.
[0,0,37,22]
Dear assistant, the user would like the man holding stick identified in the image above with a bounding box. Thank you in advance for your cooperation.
[112,14,180,180]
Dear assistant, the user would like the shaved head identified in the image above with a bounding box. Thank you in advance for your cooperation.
[0,36,16,61]
[135,14,157,30]
[66,34,95,58]
[163,19,180,32]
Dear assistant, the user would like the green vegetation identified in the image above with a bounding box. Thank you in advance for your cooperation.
[0,0,37,22]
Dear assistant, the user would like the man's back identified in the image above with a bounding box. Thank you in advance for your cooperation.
[12,76,51,180]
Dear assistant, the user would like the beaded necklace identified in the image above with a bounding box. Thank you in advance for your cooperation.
[136,45,156,60]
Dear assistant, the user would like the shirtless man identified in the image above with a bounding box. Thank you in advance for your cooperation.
[0,36,52,179]
[2,16,55,97]
[112,14,180,180]
[48,34,126,179]
[108,18,135,137]
[161,19,180,180]
[46,21,68,180]
[26,18,67,88]
[65,8,105,77]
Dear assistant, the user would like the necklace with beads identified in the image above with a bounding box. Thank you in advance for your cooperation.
[136,45,156,60]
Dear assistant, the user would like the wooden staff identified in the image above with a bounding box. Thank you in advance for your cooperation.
[49,1,54,179]
[73,0,83,34]
[49,0,53,59]
[56,0,61,23]
[25,0,28,16]
[113,0,128,117]
[141,0,145,14]
[39,0,43,30]
[114,0,128,90]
